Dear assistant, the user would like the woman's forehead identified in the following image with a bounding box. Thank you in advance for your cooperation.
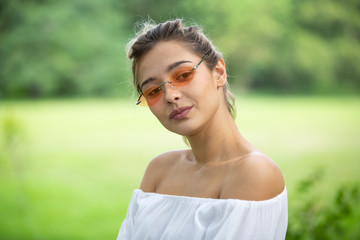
[137,41,197,83]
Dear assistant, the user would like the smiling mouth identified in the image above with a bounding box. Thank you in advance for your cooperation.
[169,106,193,120]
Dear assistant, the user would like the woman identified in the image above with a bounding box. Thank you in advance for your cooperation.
[117,19,288,240]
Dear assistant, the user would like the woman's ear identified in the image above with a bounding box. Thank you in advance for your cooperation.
[214,58,227,87]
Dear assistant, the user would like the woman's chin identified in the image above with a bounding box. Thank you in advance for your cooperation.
[165,124,200,137]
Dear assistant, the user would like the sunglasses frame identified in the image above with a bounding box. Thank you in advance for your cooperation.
[136,53,209,106]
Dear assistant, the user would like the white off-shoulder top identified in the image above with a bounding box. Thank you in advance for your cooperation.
[117,188,288,240]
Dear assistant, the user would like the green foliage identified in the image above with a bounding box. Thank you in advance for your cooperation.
[0,109,27,174]
[123,0,360,94]
[0,0,131,98]
[0,111,29,240]
[287,168,360,239]
[0,0,359,96]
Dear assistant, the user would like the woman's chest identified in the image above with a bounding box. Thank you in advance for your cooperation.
[155,163,233,198]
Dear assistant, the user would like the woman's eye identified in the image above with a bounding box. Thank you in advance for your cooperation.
[147,87,162,97]
[177,71,194,81]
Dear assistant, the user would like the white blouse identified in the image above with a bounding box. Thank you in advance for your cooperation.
[117,188,288,240]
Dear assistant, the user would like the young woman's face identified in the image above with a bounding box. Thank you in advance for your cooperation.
[137,41,226,136]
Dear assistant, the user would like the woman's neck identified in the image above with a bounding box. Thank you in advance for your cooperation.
[186,108,255,165]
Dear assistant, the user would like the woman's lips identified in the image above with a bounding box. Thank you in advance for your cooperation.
[169,106,193,120]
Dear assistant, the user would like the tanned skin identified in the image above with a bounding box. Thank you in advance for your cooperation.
[138,41,285,201]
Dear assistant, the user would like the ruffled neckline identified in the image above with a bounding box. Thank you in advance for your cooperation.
[134,187,287,204]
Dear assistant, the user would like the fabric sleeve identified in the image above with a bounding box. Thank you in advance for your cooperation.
[116,191,140,240]
[195,196,288,240]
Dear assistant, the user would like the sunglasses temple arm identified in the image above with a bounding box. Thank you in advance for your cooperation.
[191,53,209,71]
[136,93,143,105]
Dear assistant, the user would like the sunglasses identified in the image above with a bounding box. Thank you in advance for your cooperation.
[136,54,208,106]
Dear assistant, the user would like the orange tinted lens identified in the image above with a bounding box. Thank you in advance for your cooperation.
[170,67,195,87]
[142,86,163,106]
[137,95,148,106]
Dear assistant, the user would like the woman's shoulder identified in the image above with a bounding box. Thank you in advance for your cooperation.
[140,150,190,192]
[220,152,285,201]
[147,149,191,170]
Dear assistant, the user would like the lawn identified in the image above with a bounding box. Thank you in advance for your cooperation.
[0,96,359,239]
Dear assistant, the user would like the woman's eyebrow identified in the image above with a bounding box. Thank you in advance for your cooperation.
[140,77,156,90]
[140,60,193,90]
[167,60,192,72]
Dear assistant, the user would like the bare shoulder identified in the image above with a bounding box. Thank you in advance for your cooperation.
[140,150,187,192]
[220,152,285,201]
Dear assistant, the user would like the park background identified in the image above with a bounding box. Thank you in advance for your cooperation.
[0,0,359,239]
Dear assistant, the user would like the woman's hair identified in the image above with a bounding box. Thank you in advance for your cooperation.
[127,19,236,119]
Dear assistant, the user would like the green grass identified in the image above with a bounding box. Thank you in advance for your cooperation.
[0,96,359,239]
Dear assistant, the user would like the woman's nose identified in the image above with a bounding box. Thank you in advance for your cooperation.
[162,82,181,103]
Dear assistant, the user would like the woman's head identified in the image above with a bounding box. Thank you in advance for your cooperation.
[127,19,236,119]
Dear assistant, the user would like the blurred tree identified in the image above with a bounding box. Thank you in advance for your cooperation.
[0,0,131,98]
[0,0,359,98]
[123,0,360,94]
[290,0,360,93]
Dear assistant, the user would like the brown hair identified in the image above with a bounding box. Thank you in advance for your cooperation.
[127,19,236,119]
